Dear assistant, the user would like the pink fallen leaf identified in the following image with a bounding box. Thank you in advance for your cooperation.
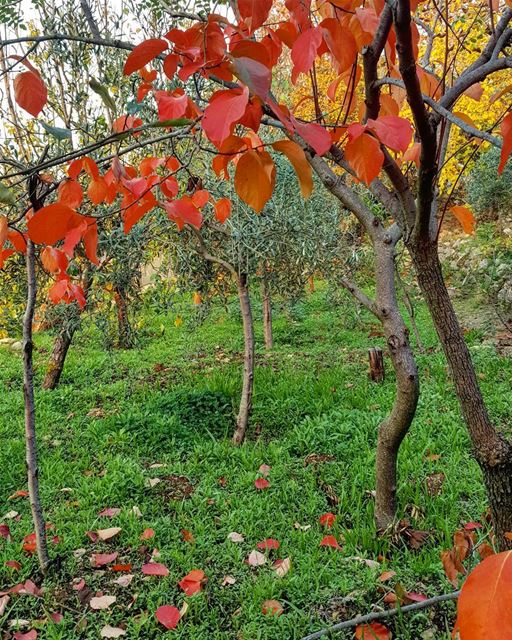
[228,531,244,543]
[247,550,267,566]
[14,631,37,640]
[262,599,283,616]
[274,557,291,578]
[98,508,121,518]
[49,612,64,623]
[320,535,341,549]
[142,563,169,577]
[140,528,155,540]
[254,478,270,490]
[91,552,118,567]
[90,594,116,610]
[18,579,43,596]
[404,591,428,603]
[5,560,22,571]
[113,574,133,587]
[258,464,271,476]
[257,538,280,550]
[100,625,126,638]
[85,530,99,543]
[178,569,206,596]
[464,521,483,531]
[156,604,180,630]
[72,578,86,591]
[97,527,121,541]
[319,513,336,528]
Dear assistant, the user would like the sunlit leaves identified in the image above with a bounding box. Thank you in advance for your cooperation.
[238,0,272,33]
[234,149,275,213]
[272,140,313,198]
[366,116,413,153]
[123,39,169,75]
[291,27,323,84]
[498,112,512,175]
[345,133,384,186]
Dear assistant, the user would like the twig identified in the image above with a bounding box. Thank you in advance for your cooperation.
[300,591,460,640]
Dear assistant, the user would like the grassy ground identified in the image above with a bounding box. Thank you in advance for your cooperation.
[1,286,511,639]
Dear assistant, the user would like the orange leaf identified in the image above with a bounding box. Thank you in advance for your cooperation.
[262,599,283,616]
[214,198,232,224]
[123,39,169,75]
[355,622,391,639]
[456,551,512,639]
[319,513,336,528]
[498,112,512,175]
[367,115,413,153]
[272,140,313,198]
[88,179,108,205]
[234,149,275,213]
[441,549,460,587]
[164,197,202,231]
[58,180,83,208]
[0,215,7,248]
[319,535,341,549]
[449,206,476,235]
[27,203,81,245]
[14,71,47,117]
[345,133,384,185]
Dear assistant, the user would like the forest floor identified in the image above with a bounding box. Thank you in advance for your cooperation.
[1,287,512,639]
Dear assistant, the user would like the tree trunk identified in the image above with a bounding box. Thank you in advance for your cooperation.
[369,347,385,382]
[233,273,255,446]
[114,286,133,349]
[23,238,50,572]
[42,328,74,390]
[261,274,273,350]
[373,244,420,530]
[410,242,512,549]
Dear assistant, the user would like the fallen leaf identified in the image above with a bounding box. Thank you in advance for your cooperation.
[113,574,133,587]
[319,512,336,528]
[110,564,132,572]
[156,605,180,630]
[72,578,85,591]
[221,575,237,586]
[464,521,483,531]
[142,562,169,577]
[0,524,11,541]
[5,560,21,570]
[274,557,291,578]
[441,550,460,587]
[254,478,270,490]
[247,550,267,566]
[319,535,341,549]
[404,591,428,603]
[476,543,495,560]
[228,531,245,543]
[97,527,121,541]
[178,569,206,595]
[148,478,161,487]
[3,511,19,519]
[181,529,195,543]
[49,612,64,623]
[8,490,28,500]
[98,508,121,518]
[294,522,312,531]
[0,594,9,616]
[13,631,37,640]
[355,622,391,639]
[378,570,396,582]
[140,528,155,540]
[91,552,118,567]
[258,464,271,476]
[257,538,280,550]
[100,625,126,638]
[90,595,116,610]
[262,599,283,616]
[131,506,142,518]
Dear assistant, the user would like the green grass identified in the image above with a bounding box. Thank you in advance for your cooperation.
[1,287,511,639]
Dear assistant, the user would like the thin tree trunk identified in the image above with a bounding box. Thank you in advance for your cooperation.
[114,286,133,349]
[233,273,255,446]
[23,238,50,572]
[411,242,512,549]
[42,265,92,390]
[261,273,273,350]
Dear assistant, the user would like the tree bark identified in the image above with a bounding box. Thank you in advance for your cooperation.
[233,273,255,446]
[373,243,420,530]
[410,242,512,549]
[114,286,133,349]
[42,265,93,390]
[369,347,385,382]
[261,273,273,350]
[23,237,50,572]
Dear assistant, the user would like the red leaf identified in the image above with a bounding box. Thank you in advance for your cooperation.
[456,551,512,640]
[202,87,249,147]
[163,53,179,80]
[91,552,118,567]
[0,524,11,540]
[464,522,483,531]
[214,198,232,224]
[238,0,272,32]
[142,562,169,577]
[155,604,180,630]
[319,535,341,549]
[257,538,280,550]
[164,197,202,231]
[232,57,271,99]
[58,180,83,208]
[110,564,132,572]
[27,203,81,245]
[6,560,22,570]
[254,478,270,490]
[155,90,188,121]
[345,133,384,186]
[178,570,206,596]
[123,39,169,75]
[319,513,336,528]
[140,528,155,540]
[13,630,37,640]
[234,149,275,213]
[498,111,512,174]
[291,27,323,84]
[367,115,413,153]
[14,71,47,117]
[262,599,283,616]
[355,622,391,639]
[113,114,143,134]
[292,120,331,156]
